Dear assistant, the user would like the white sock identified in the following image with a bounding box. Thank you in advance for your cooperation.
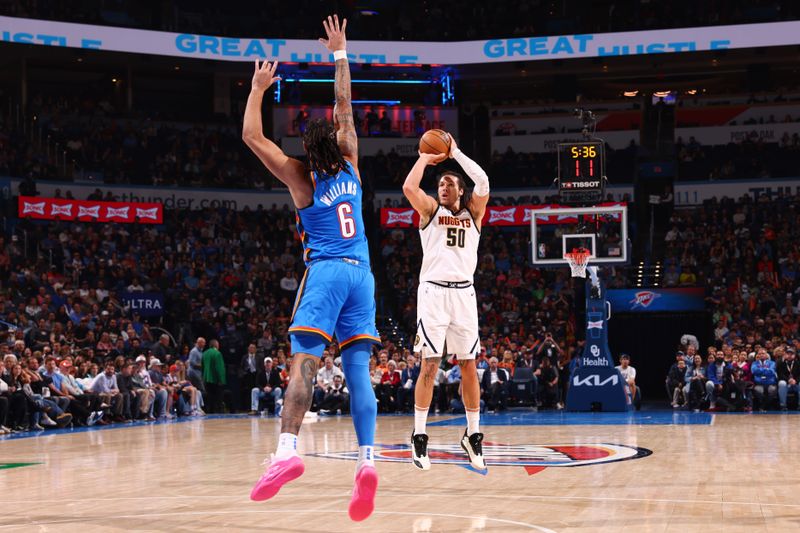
[357,445,375,470]
[466,408,480,436]
[275,432,298,459]
[414,405,429,435]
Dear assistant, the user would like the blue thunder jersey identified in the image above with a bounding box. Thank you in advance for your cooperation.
[296,161,371,266]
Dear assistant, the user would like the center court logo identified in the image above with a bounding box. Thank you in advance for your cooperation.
[309,442,651,474]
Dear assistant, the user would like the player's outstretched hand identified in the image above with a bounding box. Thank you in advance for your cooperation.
[319,14,347,52]
[252,60,280,92]
[418,151,448,166]
[448,136,458,157]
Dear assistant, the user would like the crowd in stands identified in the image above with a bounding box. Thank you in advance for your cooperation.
[3,0,797,41]
[663,191,800,411]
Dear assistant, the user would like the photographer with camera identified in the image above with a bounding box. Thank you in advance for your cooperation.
[536,332,562,367]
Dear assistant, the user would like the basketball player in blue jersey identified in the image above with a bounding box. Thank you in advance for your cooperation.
[242,15,380,522]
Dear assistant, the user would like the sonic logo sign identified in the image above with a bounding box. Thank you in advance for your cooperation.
[309,442,651,476]
[18,196,163,224]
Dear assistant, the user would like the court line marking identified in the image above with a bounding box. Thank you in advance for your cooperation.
[0,509,555,532]
[6,491,800,510]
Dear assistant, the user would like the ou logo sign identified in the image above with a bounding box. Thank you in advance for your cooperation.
[590,345,600,357]
[573,374,619,387]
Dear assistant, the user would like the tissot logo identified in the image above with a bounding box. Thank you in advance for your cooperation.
[386,210,414,225]
[309,442,651,475]
[22,201,46,215]
[573,374,619,387]
[563,181,601,189]
[78,205,101,218]
[488,207,516,223]
[629,291,661,309]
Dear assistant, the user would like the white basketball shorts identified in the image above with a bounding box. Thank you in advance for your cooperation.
[413,281,480,360]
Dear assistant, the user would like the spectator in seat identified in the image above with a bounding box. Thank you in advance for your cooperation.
[377,359,401,413]
[777,347,800,411]
[498,350,516,378]
[616,354,639,410]
[240,343,261,413]
[132,355,156,420]
[716,366,751,412]
[444,361,461,407]
[684,354,709,411]
[250,357,283,416]
[89,361,124,421]
[706,350,729,410]
[398,354,420,413]
[319,374,349,415]
[752,349,778,411]
[116,362,140,421]
[668,357,688,408]
[148,359,173,418]
[313,356,343,412]
[481,357,509,412]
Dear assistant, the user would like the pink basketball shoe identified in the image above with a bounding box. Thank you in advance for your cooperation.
[250,454,305,502]
[348,465,378,521]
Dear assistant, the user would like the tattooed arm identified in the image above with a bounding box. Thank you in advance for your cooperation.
[319,15,358,168]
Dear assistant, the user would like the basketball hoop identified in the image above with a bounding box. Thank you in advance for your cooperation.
[564,248,591,278]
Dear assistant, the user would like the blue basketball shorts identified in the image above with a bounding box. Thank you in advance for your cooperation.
[288,258,380,350]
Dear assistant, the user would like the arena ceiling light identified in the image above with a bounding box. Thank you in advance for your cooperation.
[623,91,638,97]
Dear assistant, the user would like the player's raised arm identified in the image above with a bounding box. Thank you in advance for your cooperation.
[319,15,358,166]
[242,60,309,203]
[402,152,446,225]
[449,138,491,223]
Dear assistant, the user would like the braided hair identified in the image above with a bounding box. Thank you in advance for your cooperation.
[302,119,349,178]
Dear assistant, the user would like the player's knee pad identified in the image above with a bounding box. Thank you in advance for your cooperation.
[290,333,326,358]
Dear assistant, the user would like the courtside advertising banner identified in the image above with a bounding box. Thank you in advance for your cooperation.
[3,16,800,64]
[18,196,163,224]
[606,288,706,313]
[121,292,165,317]
[380,203,626,228]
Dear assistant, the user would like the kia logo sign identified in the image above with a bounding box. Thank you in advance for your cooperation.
[572,374,619,387]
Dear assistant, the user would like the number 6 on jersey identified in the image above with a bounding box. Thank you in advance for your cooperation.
[337,202,356,238]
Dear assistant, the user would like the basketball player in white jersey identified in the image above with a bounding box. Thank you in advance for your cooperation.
[402,136,490,470]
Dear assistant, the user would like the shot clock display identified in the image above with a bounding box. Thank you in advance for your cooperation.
[557,141,606,204]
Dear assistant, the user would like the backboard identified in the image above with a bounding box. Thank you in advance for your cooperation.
[530,204,628,267]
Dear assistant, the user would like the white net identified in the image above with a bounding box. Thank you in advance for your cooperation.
[564,249,591,278]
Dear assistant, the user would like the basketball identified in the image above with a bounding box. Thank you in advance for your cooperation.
[419,129,452,156]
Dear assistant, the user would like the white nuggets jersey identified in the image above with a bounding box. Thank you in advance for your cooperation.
[419,205,480,283]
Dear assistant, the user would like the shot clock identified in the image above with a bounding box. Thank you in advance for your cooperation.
[557,141,606,204]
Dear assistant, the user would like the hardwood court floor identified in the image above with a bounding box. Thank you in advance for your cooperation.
[1,411,798,532]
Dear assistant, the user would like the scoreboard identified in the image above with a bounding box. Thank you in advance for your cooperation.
[557,141,606,204]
